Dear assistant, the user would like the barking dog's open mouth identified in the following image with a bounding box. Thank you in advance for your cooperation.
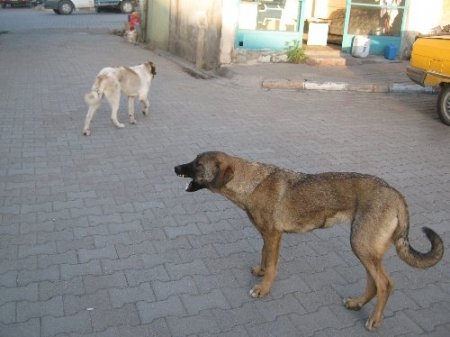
[176,173,194,192]
[175,165,203,192]
[176,174,201,192]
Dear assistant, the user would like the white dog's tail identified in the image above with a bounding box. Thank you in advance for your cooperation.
[84,75,108,105]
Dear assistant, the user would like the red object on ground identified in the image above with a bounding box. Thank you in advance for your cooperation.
[129,13,140,31]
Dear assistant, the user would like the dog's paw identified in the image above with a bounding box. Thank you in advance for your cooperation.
[116,123,125,128]
[251,265,265,277]
[128,118,137,125]
[83,129,91,136]
[365,315,382,331]
[343,298,363,311]
[249,284,269,298]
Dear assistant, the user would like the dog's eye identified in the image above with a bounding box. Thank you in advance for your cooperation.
[196,163,205,173]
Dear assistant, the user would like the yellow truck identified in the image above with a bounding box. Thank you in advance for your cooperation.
[407,35,450,125]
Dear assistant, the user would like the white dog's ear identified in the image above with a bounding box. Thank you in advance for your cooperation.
[147,61,156,76]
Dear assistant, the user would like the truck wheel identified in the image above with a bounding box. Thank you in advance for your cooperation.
[53,9,61,14]
[437,84,450,126]
[58,0,74,14]
[120,0,133,14]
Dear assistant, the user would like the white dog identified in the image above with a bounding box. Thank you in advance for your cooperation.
[83,61,156,136]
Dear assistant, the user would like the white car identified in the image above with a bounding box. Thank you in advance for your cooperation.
[44,0,136,15]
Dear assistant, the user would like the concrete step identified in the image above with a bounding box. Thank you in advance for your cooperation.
[304,45,342,56]
[305,52,401,67]
[306,55,348,66]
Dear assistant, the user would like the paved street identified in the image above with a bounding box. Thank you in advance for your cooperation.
[0,8,449,337]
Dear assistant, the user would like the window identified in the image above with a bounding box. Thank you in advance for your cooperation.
[239,0,300,32]
[347,0,404,36]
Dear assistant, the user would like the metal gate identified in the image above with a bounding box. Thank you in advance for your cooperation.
[342,0,408,56]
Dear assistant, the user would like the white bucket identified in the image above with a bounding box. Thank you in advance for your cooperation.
[352,36,371,58]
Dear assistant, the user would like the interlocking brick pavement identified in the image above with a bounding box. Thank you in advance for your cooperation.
[0,8,449,337]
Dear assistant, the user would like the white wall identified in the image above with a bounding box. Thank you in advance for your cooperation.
[407,0,443,33]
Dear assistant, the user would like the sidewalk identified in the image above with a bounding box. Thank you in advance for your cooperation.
[219,56,434,93]
[159,45,433,94]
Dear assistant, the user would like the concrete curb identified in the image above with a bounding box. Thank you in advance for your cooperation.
[153,48,216,80]
[261,79,435,93]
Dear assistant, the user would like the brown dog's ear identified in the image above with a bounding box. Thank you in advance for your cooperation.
[212,165,234,189]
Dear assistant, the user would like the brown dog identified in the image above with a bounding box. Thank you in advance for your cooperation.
[174,151,444,330]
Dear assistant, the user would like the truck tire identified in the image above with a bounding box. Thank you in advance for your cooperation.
[437,84,450,126]
[53,9,61,14]
[58,0,74,15]
[119,0,133,14]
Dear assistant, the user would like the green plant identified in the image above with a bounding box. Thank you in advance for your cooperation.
[285,40,306,64]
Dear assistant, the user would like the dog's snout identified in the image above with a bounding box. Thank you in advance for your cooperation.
[175,162,192,178]
[174,165,182,175]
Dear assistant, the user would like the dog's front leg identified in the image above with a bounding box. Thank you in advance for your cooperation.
[251,240,267,277]
[250,231,282,298]
[128,97,136,124]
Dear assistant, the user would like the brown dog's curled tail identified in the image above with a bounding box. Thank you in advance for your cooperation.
[395,227,444,268]
[394,204,444,268]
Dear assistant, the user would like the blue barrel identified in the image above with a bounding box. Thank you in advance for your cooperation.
[384,45,397,60]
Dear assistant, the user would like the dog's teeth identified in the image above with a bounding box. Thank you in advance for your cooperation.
[185,182,190,191]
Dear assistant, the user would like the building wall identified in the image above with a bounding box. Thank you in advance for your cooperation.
[145,0,170,50]
[441,0,450,26]
[403,0,447,57]
[168,0,223,69]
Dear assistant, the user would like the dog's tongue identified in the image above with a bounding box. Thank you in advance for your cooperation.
[185,180,201,192]
[185,181,195,192]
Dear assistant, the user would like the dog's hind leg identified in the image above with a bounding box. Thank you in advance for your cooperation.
[127,96,136,124]
[343,270,376,311]
[347,212,396,330]
[83,102,100,136]
[139,94,150,116]
[105,87,124,129]
[364,262,393,330]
